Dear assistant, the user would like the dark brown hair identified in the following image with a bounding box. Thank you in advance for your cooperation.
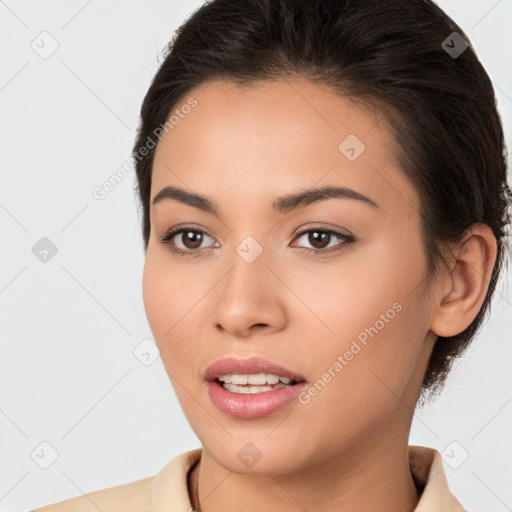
[133,0,511,403]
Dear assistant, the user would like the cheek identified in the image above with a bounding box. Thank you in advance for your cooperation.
[296,301,426,447]
[142,247,190,330]
[286,245,418,347]
[142,249,206,373]
[142,250,167,336]
[316,248,428,411]
[142,249,187,351]
[301,233,427,374]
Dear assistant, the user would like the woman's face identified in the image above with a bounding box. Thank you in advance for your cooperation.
[143,78,439,474]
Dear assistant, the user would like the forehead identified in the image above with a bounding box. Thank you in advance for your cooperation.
[150,78,418,218]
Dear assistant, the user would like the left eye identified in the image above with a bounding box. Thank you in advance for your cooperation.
[291,228,354,253]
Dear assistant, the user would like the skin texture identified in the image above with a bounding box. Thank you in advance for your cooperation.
[142,77,497,512]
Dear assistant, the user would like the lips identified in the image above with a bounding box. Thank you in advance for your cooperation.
[204,356,307,383]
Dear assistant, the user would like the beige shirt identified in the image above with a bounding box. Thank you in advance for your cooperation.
[33,445,467,511]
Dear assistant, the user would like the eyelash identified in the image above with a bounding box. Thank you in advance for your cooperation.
[157,224,355,257]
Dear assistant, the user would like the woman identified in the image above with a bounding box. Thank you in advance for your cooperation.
[34,0,510,510]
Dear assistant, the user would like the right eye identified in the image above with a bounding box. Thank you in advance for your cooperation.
[157,225,218,256]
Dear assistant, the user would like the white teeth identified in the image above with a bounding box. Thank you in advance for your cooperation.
[231,374,247,385]
[264,374,280,384]
[218,373,294,385]
[223,382,289,394]
[217,373,297,394]
[249,373,272,385]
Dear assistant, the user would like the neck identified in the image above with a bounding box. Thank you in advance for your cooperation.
[188,434,421,512]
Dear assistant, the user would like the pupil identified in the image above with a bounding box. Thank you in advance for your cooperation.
[309,231,329,249]
[184,231,202,249]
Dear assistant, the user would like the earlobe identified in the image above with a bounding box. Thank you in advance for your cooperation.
[430,223,497,338]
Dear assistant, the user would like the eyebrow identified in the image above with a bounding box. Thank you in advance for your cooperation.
[151,184,379,214]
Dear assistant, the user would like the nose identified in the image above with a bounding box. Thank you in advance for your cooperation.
[211,246,288,339]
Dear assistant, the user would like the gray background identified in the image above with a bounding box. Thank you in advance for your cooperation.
[1,1,511,511]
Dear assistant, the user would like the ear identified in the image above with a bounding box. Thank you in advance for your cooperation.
[430,223,498,337]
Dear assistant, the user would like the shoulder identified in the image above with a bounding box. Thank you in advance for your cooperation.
[31,475,154,512]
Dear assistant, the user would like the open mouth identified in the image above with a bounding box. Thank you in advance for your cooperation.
[215,374,303,394]
[207,366,309,418]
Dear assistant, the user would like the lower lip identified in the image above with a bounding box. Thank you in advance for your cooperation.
[207,380,308,419]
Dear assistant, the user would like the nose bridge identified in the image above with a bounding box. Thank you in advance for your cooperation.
[223,233,271,301]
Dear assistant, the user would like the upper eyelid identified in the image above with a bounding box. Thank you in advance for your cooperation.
[294,225,351,237]
[291,227,353,248]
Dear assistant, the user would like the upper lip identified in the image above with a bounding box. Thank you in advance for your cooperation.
[204,356,306,382]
